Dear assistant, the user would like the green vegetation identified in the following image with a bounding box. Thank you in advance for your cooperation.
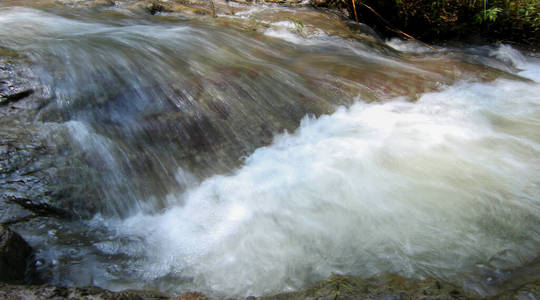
[289,18,306,33]
[315,0,540,47]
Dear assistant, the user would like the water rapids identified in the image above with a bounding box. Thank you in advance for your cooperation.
[0,2,538,298]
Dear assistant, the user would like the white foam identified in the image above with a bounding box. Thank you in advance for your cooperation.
[264,26,305,44]
[263,20,329,45]
[488,44,540,82]
[386,38,440,53]
[490,44,527,68]
[111,73,540,297]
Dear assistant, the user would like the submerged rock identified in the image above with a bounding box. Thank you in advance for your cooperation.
[0,47,101,220]
[494,280,540,300]
[0,225,32,283]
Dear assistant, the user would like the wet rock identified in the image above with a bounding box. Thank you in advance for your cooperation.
[172,292,210,300]
[491,280,540,300]
[0,51,103,219]
[0,127,71,222]
[143,0,213,16]
[4,195,73,221]
[0,85,34,106]
[258,274,476,300]
[0,47,110,219]
[0,225,32,283]
[262,0,303,4]
[0,51,39,116]
[256,273,540,300]
[0,129,51,223]
[146,1,173,15]
[0,283,170,300]
[0,114,106,220]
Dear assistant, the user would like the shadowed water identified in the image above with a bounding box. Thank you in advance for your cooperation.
[0,3,538,298]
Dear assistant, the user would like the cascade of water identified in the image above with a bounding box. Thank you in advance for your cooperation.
[0,4,538,298]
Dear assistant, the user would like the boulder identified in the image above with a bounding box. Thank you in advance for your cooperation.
[0,225,32,283]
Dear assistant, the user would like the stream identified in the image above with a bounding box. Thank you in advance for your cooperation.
[0,1,539,298]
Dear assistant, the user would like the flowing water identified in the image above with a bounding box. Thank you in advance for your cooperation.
[0,1,539,298]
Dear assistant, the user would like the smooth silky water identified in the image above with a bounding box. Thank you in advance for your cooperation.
[0,2,538,298]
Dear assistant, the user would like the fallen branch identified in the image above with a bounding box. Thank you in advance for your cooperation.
[356,1,437,51]
[210,0,217,18]
[351,0,358,23]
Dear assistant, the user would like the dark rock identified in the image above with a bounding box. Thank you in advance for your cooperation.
[143,0,212,16]
[4,195,73,221]
[146,1,172,15]
[0,225,32,283]
[0,50,40,114]
[0,127,75,222]
[0,85,34,106]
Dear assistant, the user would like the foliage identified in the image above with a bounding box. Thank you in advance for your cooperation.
[289,18,305,32]
[324,274,354,297]
[338,0,540,46]
[475,7,502,23]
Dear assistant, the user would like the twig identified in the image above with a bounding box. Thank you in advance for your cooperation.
[351,0,358,23]
[210,0,217,17]
[357,2,437,51]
